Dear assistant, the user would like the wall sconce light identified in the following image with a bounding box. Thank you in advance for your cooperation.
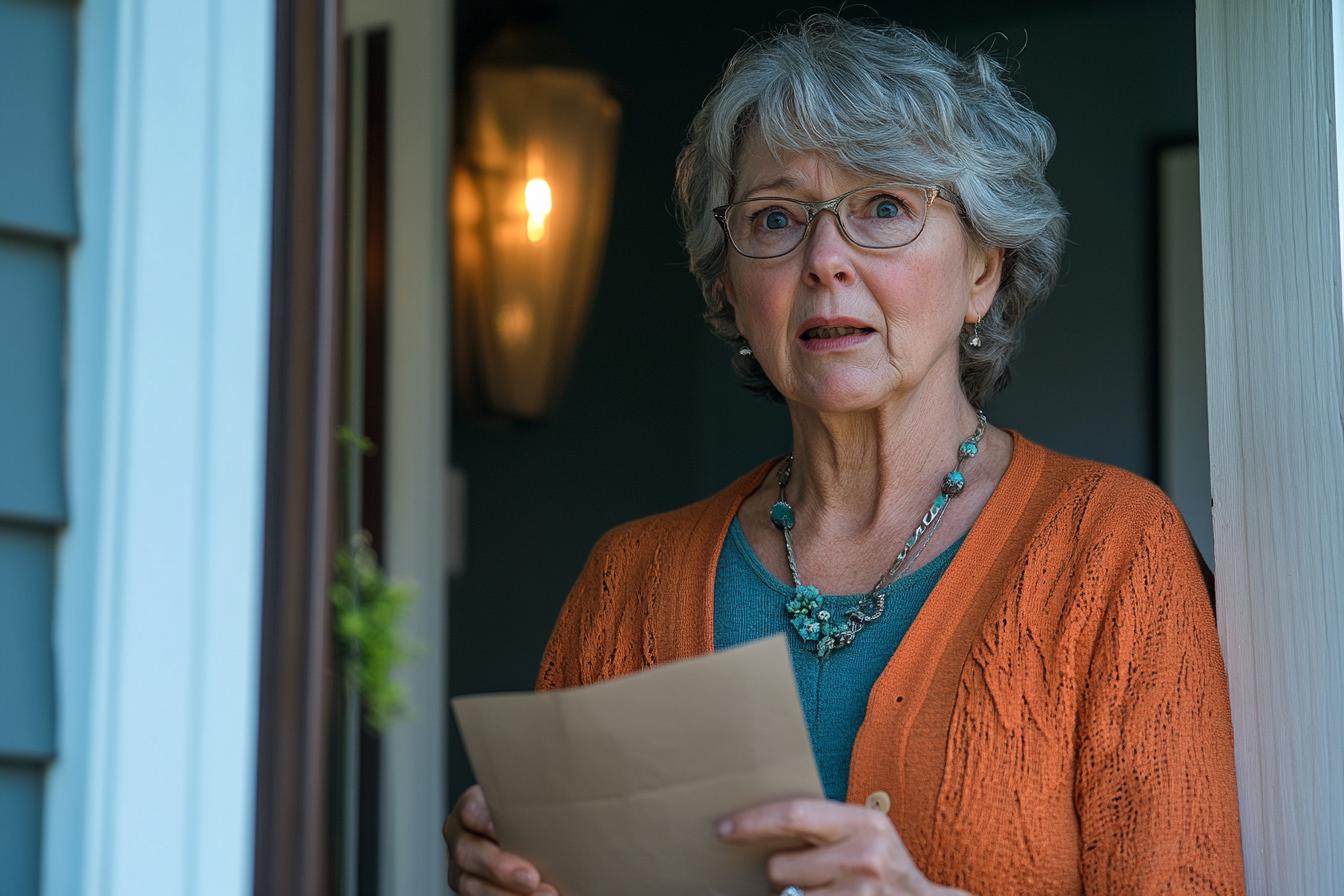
[452,29,621,423]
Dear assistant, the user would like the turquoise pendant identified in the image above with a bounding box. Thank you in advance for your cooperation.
[784,585,846,655]
[774,411,985,660]
[784,586,823,639]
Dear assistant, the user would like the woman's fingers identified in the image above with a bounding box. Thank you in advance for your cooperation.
[451,829,538,887]
[453,871,558,896]
[720,797,883,846]
[444,786,550,895]
[457,785,498,838]
[721,798,936,896]
[762,845,837,891]
[449,828,550,894]
[766,829,901,890]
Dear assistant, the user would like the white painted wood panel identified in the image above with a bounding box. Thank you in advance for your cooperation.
[1158,144,1215,565]
[44,1,274,894]
[1196,0,1344,892]
[344,1,452,893]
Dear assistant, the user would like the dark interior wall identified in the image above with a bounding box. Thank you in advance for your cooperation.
[448,0,1197,800]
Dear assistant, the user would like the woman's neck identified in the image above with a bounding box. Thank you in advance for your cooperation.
[783,382,981,533]
[736,366,1013,593]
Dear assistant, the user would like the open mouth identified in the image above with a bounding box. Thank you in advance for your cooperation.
[801,325,874,340]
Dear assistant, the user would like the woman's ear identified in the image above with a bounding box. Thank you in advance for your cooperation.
[720,273,738,311]
[966,246,1005,323]
[720,275,755,350]
[720,275,746,335]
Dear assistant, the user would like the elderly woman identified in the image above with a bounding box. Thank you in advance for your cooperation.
[445,15,1245,896]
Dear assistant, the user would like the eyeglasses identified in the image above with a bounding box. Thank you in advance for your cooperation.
[713,182,947,259]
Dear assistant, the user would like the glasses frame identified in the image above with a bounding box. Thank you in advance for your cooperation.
[713,182,949,260]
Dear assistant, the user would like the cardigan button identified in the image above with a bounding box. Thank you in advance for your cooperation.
[864,790,891,814]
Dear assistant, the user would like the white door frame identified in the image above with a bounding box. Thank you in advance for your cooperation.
[326,2,1344,894]
[1196,1,1344,891]
[343,1,452,893]
[47,0,275,893]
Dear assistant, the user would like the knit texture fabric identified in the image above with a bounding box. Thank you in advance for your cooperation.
[537,433,1246,895]
[715,518,961,801]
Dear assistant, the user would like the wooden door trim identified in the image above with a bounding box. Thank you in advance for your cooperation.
[254,1,345,893]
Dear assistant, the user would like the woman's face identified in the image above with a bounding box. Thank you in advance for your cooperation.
[723,140,1002,415]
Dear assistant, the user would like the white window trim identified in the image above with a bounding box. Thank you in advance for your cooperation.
[1197,0,1344,891]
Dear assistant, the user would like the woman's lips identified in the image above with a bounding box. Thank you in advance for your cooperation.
[801,325,869,339]
[798,319,876,351]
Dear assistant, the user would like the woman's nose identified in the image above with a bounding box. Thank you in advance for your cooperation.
[801,212,855,287]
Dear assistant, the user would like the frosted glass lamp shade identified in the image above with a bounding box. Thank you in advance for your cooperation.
[453,59,621,422]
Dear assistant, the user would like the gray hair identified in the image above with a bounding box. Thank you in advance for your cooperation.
[674,15,1068,407]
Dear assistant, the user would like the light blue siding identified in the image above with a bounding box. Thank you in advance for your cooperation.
[0,237,66,524]
[0,526,55,760]
[0,2,74,891]
[0,764,43,896]
[0,0,77,240]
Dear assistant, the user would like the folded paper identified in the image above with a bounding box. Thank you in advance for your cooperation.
[452,635,824,896]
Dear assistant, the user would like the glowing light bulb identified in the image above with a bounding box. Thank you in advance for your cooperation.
[524,178,552,216]
[525,177,552,242]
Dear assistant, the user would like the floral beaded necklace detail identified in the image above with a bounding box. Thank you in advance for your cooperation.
[773,412,987,659]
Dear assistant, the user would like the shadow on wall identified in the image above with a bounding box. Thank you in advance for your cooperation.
[448,0,1199,801]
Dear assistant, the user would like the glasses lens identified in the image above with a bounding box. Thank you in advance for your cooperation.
[724,199,809,258]
[840,185,929,248]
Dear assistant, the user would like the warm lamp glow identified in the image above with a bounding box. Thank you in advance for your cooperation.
[495,300,535,346]
[524,176,553,244]
[452,31,621,422]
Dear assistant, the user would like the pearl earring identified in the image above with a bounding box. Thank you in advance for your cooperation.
[738,343,753,356]
[969,317,983,348]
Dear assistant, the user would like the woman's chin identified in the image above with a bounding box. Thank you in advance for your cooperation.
[786,376,897,416]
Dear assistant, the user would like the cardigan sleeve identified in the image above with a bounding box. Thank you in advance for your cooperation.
[535,563,592,692]
[534,461,766,692]
[535,520,667,691]
[1073,501,1246,895]
[536,529,615,691]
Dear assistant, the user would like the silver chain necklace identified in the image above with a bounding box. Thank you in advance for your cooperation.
[772,412,987,659]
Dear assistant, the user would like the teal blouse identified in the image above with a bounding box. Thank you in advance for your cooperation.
[713,518,963,801]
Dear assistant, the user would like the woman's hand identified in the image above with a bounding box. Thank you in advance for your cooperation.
[443,785,557,896]
[719,798,969,896]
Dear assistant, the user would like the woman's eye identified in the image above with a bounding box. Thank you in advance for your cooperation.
[764,210,791,230]
[874,198,904,218]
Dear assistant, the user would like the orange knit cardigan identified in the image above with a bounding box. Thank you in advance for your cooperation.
[538,434,1246,895]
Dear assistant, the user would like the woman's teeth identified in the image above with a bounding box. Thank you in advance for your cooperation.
[804,325,867,339]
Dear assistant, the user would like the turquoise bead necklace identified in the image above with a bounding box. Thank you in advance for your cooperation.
[773,412,987,659]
